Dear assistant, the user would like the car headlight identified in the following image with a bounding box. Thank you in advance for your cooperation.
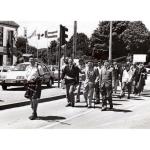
[0,75,6,79]
[16,76,25,80]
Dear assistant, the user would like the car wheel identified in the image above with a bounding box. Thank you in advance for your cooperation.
[2,85,7,90]
[47,78,52,88]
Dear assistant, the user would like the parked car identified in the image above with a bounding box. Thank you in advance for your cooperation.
[0,66,12,86]
[49,65,62,81]
[0,62,55,90]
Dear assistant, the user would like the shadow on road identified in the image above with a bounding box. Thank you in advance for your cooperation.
[113,99,129,102]
[110,108,132,113]
[142,95,150,97]
[132,97,144,100]
[37,116,66,121]
[74,105,88,108]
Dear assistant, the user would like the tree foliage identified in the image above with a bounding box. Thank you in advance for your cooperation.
[67,33,90,58]
[90,21,150,60]
[16,36,37,56]
[15,36,27,55]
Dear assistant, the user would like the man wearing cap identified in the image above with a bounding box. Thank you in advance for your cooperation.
[99,61,113,111]
[61,58,80,107]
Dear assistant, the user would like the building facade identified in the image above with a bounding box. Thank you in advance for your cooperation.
[0,21,19,66]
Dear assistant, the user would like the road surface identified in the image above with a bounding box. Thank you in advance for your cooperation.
[0,77,150,129]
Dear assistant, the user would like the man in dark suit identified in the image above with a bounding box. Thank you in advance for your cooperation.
[99,61,113,111]
[61,58,80,107]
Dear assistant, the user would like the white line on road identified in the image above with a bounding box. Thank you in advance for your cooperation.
[40,109,93,129]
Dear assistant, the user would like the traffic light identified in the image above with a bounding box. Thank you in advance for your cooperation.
[45,30,48,38]
[60,25,68,45]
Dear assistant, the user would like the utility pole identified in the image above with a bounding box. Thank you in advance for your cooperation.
[73,21,77,59]
[24,27,27,53]
[109,21,112,61]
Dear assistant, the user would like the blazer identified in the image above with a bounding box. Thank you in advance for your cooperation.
[99,66,113,88]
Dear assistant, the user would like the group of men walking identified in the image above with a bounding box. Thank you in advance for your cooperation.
[61,57,147,111]
[24,57,147,120]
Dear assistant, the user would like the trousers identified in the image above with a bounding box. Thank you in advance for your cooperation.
[66,83,76,104]
[83,82,95,106]
[101,84,113,108]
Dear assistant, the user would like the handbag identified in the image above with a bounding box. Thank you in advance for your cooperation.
[24,88,30,99]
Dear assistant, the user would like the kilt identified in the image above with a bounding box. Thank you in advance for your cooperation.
[25,80,42,99]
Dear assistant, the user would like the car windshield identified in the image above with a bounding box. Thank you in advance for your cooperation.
[12,64,29,71]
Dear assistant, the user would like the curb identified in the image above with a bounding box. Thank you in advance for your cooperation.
[0,94,66,111]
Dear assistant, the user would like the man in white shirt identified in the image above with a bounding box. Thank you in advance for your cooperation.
[120,64,134,99]
[25,57,44,120]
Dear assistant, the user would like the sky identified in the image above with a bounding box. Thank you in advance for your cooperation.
[1,0,148,49]
[17,20,99,49]
[17,19,150,49]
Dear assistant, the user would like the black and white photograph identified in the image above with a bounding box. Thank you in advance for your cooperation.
[0,20,150,129]
[1,0,150,149]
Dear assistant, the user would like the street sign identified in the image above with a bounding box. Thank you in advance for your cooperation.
[47,35,58,38]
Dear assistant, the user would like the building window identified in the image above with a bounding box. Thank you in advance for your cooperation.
[0,27,3,47]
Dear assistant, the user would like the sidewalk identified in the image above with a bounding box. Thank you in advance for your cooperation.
[0,84,66,110]
[0,75,149,110]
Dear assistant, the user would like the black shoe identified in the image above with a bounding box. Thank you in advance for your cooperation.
[109,106,113,110]
[101,106,107,111]
[127,96,130,99]
[65,103,71,107]
[88,105,92,108]
[95,101,100,104]
[29,113,37,120]
[76,99,80,103]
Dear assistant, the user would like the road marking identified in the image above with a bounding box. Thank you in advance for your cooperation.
[40,109,93,129]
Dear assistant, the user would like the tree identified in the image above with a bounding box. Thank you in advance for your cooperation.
[90,21,129,60]
[67,33,90,58]
[15,36,27,54]
[120,21,150,55]
[38,48,48,64]
[27,45,37,57]
[15,36,37,63]
[90,21,150,60]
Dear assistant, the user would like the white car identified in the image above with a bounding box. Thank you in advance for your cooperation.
[49,65,62,81]
[0,62,55,90]
[0,66,12,85]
